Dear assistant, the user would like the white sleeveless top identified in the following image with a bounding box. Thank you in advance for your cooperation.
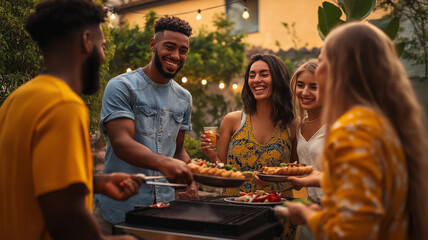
[296,124,326,203]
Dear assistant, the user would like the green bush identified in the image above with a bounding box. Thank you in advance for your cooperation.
[184,134,208,161]
[0,0,42,104]
[0,0,114,133]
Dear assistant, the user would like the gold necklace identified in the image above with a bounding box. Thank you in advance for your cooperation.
[304,116,320,123]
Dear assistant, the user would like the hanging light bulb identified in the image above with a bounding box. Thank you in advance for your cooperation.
[242,8,250,19]
[232,83,238,89]
[126,67,132,72]
[196,9,202,20]
[181,77,188,83]
[219,83,225,89]
[110,13,116,20]
[201,79,207,85]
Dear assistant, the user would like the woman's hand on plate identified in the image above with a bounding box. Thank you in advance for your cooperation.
[287,170,323,188]
[254,171,272,188]
[274,202,321,225]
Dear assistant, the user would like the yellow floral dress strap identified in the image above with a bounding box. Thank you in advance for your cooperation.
[225,113,292,196]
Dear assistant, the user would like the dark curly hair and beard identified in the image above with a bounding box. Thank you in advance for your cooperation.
[81,46,101,95]
[24,0,106,96]
[154,49,183,79]
[25,0,105,51]
[154,15,192,36]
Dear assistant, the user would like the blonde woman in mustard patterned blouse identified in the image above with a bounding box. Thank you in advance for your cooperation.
[275,22,428,240]
[201,53,296,239]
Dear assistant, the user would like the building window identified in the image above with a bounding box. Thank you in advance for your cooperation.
[226,0,258,34]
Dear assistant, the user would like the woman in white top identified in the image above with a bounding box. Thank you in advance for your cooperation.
[289,59,324,240]
[289,59,324,203]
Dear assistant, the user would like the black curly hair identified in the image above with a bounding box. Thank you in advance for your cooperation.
[241,53,294,129]
[25,0,106,50]
[154,15,192,37]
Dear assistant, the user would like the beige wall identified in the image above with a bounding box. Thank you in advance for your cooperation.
[122,0,225,34]
[120,0,388,51]
[250,0,325,51]
[247,1,387,51]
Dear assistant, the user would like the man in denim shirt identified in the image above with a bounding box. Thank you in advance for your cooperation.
[94,16,198,234]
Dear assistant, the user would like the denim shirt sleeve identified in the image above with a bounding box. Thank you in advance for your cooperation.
[99,78,134,134]
[180,93,192,131]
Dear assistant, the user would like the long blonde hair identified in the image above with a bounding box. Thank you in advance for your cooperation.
[322,22,428,239]
[290,59,319,125]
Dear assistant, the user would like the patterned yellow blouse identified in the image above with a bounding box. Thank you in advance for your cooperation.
[224,113,293,197]
[308,106,408,240]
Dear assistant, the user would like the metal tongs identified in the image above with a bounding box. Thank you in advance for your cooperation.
[136,173,187,188]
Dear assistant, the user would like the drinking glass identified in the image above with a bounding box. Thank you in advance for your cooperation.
[203,126,218,150]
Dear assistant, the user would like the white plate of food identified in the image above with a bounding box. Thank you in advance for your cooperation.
[222,190,286,205]
[223,197,286,206]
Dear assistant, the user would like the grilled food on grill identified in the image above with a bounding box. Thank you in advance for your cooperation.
[149,203,170,208]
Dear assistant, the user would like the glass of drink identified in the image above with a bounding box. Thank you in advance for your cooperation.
[203,126,218,150]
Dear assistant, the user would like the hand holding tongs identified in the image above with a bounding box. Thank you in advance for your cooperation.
[136,173,187,188]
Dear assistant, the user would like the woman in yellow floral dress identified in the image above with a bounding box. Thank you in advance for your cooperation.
[275,22,428,240]
[201,53,296,239]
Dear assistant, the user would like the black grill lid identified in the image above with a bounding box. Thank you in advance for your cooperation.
[126,200,274,237]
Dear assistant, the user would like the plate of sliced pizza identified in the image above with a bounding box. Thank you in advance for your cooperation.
[257,161,312,182]
[256,173,309,182]
[193,174,249,188]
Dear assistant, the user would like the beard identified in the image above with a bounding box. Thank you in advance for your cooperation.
[154,49,183,79]
[81,46,101,95]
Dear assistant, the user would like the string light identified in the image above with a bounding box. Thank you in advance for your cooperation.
[126,68,132,72]
[106,1,243,19]
[219,83,225,89]
[232,83,238,89]
[110,13,116,20]
[196,9,202,20]
[181,77,188,83]
[201,79,207,85]
[242,8,249,19]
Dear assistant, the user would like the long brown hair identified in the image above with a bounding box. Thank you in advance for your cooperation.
[322,22,428,239]
[241,53,293,129]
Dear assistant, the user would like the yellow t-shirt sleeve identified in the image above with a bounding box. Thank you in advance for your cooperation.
[32,101,92,197]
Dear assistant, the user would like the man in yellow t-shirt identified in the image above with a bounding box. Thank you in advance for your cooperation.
[0,1,141,239]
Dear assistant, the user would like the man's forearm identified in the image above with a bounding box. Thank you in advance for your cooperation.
[112,137,172,170]
[174,130,190,163]
[174,148,190,163]
[38,184,104,240]
[93,174,112,194]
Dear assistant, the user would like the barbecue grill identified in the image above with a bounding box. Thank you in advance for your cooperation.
[114,199,282,239]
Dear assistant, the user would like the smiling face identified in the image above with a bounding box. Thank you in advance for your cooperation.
[152,30,189,80]
[248,60,272,101]
[296,70,322,111]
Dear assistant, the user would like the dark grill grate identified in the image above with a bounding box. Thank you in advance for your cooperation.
[126,200,274,237]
